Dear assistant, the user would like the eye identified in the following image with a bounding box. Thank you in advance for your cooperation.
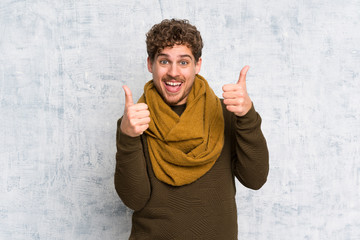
[179,61,188,65]
[159,60,169,64]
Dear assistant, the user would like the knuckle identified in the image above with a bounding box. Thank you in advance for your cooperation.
[129,119,137,127]
[138,103,147,109]
[135,125,144,134]
[127,112,134,119]
[133,126,140,133]
[125,108,133,116]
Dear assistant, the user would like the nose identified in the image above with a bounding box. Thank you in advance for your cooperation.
[167,63,180,78]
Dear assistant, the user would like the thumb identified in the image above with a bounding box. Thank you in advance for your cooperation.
[122,85,134,107]
[237,65,250,85]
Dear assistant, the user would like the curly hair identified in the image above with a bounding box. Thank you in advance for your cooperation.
[146,19,203,63]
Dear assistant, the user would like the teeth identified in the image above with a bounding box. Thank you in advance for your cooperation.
[166,82,181,86]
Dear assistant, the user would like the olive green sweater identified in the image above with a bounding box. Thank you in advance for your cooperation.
[115,101,269,240]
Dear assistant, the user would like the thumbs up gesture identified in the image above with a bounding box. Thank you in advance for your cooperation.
[120,85,151,137]
[222,66,252,117]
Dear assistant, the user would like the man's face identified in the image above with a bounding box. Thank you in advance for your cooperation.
[147,45,202,106]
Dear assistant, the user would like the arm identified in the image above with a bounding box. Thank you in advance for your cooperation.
[222,66,269,189]
[232,104,269,190]
[114,118,151,211]
[114,85,151,210]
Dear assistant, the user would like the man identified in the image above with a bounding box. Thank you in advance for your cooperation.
[115,19,269,239]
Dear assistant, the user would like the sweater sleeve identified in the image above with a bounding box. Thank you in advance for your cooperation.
[114,118,151,211]
[232,104,269,190]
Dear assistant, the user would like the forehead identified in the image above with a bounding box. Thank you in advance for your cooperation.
[156,45,194,59]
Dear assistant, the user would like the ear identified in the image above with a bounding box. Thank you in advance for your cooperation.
[195,57,202,74]
[147,57,153,73]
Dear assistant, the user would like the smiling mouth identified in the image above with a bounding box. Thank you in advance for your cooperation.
[165,81,182,86]
[164,81,182,93]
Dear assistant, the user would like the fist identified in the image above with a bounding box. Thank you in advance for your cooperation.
[222,65,252,117]
[120,85,151,137]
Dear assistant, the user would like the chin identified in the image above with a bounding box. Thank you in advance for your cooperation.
[163,98,179,106]
[162,95,183,106]
[156,86,185,105]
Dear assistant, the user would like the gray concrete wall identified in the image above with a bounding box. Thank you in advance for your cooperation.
[1,0,359,239]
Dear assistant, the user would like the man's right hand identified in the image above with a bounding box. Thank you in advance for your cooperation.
[120,86,151,137]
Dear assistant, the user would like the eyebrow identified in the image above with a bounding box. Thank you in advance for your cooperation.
[157,53,193,59]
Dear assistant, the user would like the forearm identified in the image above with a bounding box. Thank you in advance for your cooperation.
[115,118,151,211]
[233,105,269,190]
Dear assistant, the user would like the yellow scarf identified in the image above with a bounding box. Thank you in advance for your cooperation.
[139,75,224,186]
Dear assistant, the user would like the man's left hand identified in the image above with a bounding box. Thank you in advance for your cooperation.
[222,65,252,117]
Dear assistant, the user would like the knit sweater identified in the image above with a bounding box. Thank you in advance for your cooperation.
[115,100,269,240]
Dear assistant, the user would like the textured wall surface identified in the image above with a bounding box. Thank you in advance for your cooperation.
[1,0,359,239]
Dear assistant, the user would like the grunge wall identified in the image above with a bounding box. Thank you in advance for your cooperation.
[1,0,359,239]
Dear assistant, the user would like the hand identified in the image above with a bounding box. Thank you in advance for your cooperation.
[120,85,151,137]
[222,65,252,117]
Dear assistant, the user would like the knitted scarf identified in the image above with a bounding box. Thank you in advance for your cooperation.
[139,75,224,186]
